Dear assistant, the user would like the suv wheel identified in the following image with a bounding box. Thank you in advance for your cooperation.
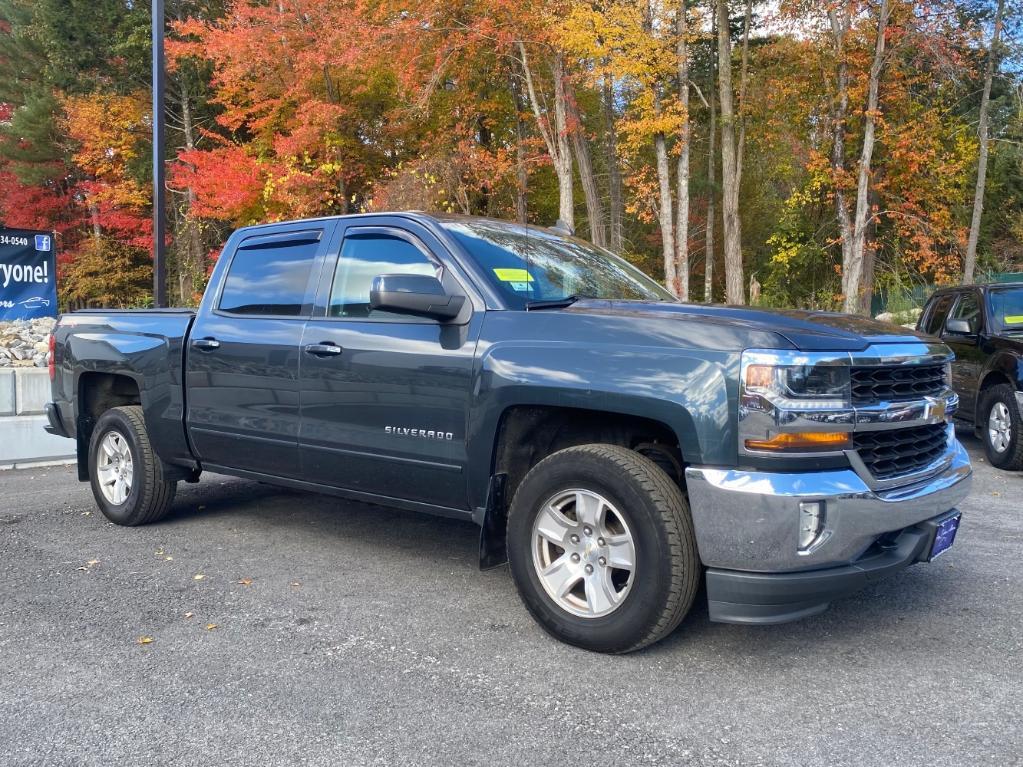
[506,444,700,653]
[88,405,177,525]
[979,384,1023,471]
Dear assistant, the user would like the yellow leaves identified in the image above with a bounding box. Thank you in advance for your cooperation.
[206,623,219,631]
[237,578,253,587]
[137,636,154,645]
[184,612,194,619]
[193,573,205,581]
[63,91,151,212]
[76,559,100,571]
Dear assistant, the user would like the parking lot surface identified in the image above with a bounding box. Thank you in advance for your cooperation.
[1,431,1020,766]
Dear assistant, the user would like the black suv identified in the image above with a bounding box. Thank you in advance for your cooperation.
[918,283,1023,470]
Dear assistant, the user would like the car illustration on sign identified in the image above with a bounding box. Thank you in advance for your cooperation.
[19,296,51,309]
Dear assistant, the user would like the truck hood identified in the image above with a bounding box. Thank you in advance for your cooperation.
[569,300,933,351]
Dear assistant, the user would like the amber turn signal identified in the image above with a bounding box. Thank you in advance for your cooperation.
[744,431,851,451]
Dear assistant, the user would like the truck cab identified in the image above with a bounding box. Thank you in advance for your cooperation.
[918,283,1023,469]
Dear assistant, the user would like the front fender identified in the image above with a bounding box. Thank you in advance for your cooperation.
[466,340,738,510]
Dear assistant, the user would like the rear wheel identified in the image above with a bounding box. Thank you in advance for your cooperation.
[88,406,177,525]
[506,444,700,653]
[979,384,1023,471]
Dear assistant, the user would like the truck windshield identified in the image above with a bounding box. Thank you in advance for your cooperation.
[441,219,674,307]
[989,287,1023,332]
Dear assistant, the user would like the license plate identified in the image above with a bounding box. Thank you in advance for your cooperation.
[929,514,961,560]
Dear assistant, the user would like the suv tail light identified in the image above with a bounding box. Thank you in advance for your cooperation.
[48,333,55,381]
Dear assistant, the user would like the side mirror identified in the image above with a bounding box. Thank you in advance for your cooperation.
[369,274,466,321]
[945,318,974,335]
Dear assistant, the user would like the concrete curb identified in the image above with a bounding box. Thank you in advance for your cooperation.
[0,369,75,466]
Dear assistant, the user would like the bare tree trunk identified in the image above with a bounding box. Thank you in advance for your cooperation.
[567,87,607,246]
[963,0,1005,284]
[674,0,692,301]
[705,18,716,304]
[179,81,204,301]
[844,0,890,315]
[89,201,102,240]
[551,54,575,230]
[518,43,574,229]
[828,7,854,276]
[603,77,624,252]
[735,0,752,187]
[641,0,676,293]
[510,73,529,223]
[861,187,879,314]
[655,131,677,295]
[717,0,744,304]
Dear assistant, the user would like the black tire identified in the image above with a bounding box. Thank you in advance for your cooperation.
[88,405,177,525]
[506,444,701,653]
[978,384,1023,471]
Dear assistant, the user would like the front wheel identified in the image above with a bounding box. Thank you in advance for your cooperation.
[979,384,1023,471]
[88,405,177,525]
[506,444,701,653]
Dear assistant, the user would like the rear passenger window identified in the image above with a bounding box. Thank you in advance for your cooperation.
[329,232,439,319]
[922,295,955,336]
[219,234,321,316]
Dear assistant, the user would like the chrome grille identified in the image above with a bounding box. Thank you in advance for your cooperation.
[853,423,949,481]
[850,364,947,405]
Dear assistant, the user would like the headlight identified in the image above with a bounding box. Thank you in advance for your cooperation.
[744,363,849,405]
[740,350,853,453]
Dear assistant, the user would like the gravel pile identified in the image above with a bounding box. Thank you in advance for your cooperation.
[0,317,56,368]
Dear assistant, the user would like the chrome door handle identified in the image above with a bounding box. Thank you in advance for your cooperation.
[304,342,343,357]
[192,337,220,351]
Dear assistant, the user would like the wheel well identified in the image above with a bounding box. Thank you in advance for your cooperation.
[478,405,685,570]
[75,373,141,479]
[979,371,1011,393]
[492,405,684,507]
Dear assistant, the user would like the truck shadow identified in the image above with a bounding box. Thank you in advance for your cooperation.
[154,471,978,660]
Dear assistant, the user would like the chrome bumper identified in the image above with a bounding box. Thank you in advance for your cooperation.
[685,439,972,572]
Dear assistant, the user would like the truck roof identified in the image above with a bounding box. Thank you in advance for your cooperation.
[229,211,568,238]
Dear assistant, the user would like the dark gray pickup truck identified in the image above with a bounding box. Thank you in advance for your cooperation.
[45,213,971,652]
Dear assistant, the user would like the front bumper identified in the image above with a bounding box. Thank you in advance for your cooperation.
[705,511,959,624]
[685,439,971,572]
[684,439,971,622]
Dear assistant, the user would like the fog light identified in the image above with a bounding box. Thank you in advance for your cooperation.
[798,501,825,552]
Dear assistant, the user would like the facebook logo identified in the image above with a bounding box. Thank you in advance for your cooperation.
[34,234,51,251]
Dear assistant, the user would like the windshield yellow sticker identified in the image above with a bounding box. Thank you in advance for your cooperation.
[493,268,534,282]
[1004,315,1023,324]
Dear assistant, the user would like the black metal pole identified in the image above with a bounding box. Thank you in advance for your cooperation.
[152,0,167,308]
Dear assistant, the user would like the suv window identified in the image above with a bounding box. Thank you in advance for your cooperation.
[219,234,321,316]
[329,232,439,319]
[948,291,982,333]
[922,294,955,335]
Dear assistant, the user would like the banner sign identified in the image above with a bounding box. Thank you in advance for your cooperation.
[0,227,58,321]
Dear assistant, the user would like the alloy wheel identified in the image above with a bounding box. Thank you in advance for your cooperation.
[531,488,636,618]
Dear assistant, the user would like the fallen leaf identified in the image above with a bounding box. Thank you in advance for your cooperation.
[81,511,92,516]
[164,556,173,561]
[237,578,253,586]
[206,623,218,631]
[193,574,205,581]
[76,566,88,571]
[184,612,194,619]
[290,582,301,588]
[137,636,154,645]
[86,559,100,567]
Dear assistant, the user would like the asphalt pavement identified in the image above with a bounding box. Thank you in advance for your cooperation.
[1,430,1020,766]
